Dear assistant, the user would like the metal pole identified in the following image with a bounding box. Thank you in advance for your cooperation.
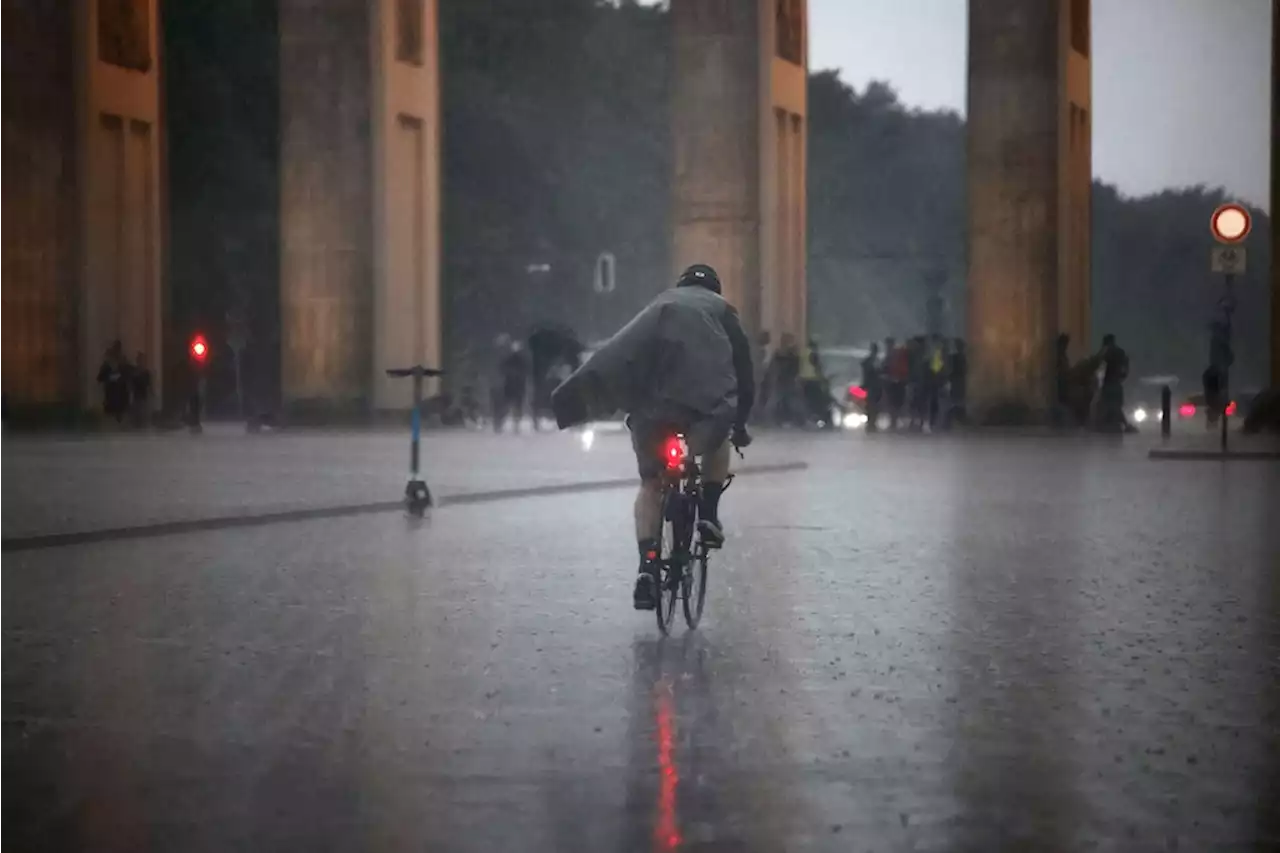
[410,372,423,477]
[1161,385,1171,439]
[1221,273,1234,453]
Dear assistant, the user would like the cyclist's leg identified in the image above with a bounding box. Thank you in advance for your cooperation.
[629,416,665,609]
[690,417,732,546]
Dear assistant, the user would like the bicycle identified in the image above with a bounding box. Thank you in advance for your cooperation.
[651,433,742,635]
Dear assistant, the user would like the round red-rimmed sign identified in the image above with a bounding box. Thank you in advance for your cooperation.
[1210,203,1252,244]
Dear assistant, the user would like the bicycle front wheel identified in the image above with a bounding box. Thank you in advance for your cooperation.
[682,541,708,629]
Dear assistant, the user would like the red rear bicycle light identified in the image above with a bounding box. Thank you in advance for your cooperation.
[663,436,684,469]
[1225,401,1237,416]
[1179,403,1196,418]
[849,384,867,400]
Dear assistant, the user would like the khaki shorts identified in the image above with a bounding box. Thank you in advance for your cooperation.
[628,413,732,480]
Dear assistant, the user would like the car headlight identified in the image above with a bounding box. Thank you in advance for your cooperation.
[1132,407,1148,423]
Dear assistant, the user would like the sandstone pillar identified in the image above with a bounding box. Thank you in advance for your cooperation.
[279,0,441,411]
[2,1,80,407]
[671,0,807,345]
[2,0,163,411]
[967,0,1091,420]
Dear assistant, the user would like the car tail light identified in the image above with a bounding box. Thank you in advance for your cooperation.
[663,436,685,470]
[1179,403,1196,418]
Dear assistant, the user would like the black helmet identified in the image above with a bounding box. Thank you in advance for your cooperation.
[676,263,722,295]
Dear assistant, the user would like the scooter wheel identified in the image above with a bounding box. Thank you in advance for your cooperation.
[405,480,433,516]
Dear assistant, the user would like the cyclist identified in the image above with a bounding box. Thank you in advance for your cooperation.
[550,263,755,610]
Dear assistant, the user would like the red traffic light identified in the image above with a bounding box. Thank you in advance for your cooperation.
[190,335,208,361]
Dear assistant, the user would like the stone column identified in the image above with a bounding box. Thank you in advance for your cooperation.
[77,0,164,410]
[279,0,441,413]
[2,1,80,408]
[671,0,807,344]
[279,0,375,408]
[967,0,1090,421]
[370,0,442,410]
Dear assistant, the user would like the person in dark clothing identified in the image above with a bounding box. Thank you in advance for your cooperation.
[770,334,801,426]
[494,341,530,433]
[1097,333,1136,433]
[860,342,882,432]
[945,338,967,428]
[1204,318,1233,428]
[884,337,908,430]
[97,340,130,424]
[549,263,753,611]
[907,336,928,430]
[528,324,584,430]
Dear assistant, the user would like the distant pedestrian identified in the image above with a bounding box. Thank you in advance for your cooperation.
[945,338,967,428]
[494,340,530,433]
[770,334,801,426]
[884,337,908,430]
[1096,333,1135,433]
[860,342,882,432]
[97,340,130,424]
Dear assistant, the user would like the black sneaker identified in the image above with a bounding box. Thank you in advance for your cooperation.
[697,518,725,549]
[633,564,658,610]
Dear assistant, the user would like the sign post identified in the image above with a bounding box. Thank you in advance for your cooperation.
[1209,203,1252,452]
[226,305,249,421]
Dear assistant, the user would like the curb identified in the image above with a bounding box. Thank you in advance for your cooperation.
[1148,448,1280,461]
[1,461,809,554]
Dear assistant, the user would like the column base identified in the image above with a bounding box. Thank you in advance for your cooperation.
[971,399,1054,427]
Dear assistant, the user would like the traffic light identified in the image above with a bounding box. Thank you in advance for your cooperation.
[190,334,208,365]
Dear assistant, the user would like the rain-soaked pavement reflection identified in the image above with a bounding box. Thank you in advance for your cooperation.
[3,433,1278,851]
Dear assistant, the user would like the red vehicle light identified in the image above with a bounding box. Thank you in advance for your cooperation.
[849,384,868,400]
[1179,403,1196,418]
[1225,401,1237,416]
[663,436,685,470]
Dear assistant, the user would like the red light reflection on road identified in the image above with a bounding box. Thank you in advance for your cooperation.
[654,683,682,851]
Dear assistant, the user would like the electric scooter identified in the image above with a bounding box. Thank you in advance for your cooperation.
[385,365,445,517]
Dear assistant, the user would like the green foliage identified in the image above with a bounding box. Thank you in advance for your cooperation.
[440,0,670,377]
[809,71,1272,388]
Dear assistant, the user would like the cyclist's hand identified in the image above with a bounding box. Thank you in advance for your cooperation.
[731,425,752,449]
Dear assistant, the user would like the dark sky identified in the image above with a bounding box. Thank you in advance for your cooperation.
[809,0,1273,210]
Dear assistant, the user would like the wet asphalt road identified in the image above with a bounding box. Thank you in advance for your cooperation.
[4,430,1279,851]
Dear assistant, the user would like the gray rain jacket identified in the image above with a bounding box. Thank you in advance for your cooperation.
[551,286,754,429]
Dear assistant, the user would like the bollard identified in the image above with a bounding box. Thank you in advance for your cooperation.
[1160,385,1171,439]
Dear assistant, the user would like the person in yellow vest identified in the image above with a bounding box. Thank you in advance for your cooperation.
[799,338,834,428]
[927,335,947,430]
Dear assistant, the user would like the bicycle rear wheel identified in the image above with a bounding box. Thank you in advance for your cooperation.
[655,489,684,635]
